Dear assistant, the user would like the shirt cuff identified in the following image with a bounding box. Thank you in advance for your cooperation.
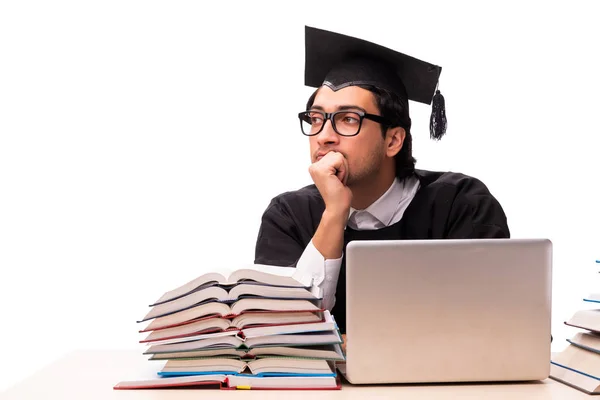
[295,240,343,310]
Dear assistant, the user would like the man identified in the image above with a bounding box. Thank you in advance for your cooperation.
[254,26,509,337]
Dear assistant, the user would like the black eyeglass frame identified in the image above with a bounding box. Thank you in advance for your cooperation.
[298,110,392,137]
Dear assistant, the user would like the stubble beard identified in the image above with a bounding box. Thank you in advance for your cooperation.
[345,147,386,187]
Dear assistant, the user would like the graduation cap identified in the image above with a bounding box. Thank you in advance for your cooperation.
[304,26,447,140]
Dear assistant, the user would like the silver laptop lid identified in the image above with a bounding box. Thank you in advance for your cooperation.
[343,238,552,384]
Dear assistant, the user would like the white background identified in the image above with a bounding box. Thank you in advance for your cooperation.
[1,0,599,391]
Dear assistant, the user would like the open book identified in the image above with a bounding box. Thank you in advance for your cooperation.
[114,374,341,390]
[148,344,345,362]
[550,362,600,394]
[145,329,343,354]
[564,309,600,332]
[551,344,600,394]
[142,284,322,321]
[568,332,600,354]
[143,311,336,346]
[584,293,600,304]
[153,264,313,306]
[549,260,600,394]
[138,298,323,326]
[159,357,335,377]
[140,311,323,341]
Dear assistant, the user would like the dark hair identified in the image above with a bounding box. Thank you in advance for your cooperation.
[305,85,416,180]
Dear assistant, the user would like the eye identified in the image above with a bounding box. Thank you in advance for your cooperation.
[342,116,359,124]
[309,113,324,125]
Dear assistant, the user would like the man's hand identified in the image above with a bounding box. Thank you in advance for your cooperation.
[341,333,347,354]
[309,151,352,260]
[308,151,352,216]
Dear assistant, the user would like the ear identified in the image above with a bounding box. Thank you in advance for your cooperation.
[385,127,406,158]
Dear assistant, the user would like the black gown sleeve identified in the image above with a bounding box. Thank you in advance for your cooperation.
[254,197,306,267]
[445,176,510,239]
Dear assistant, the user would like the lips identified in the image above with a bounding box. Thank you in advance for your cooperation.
[316,151,329,160]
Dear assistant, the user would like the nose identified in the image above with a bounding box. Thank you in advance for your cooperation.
[315,118,339,147]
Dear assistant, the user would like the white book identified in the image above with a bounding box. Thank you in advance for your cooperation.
[146,311,336,346]
[140,311,323,342]
[145,329,343,354]
[114,373,340,390]
[138,298,322,325]
[161,357,334,376]
[143,284,322,321]
[148,343,345,361]
[153,264,314,306]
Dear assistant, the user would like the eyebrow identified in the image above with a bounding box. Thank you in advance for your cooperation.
[310,105,368,113]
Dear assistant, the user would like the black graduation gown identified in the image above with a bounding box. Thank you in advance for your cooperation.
[254,169,510,333]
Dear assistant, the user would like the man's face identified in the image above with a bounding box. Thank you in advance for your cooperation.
[308,86,387,186]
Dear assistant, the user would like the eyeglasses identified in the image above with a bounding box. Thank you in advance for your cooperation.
[298,110,391,137]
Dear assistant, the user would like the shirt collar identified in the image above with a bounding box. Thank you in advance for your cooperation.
[348,177,404,226]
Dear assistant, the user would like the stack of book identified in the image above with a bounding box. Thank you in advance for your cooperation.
[550,259,600,394]
[114,264,344,390]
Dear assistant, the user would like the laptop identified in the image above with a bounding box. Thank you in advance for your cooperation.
[339,238,552,384]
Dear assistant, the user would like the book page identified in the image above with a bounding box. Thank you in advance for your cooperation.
[550,363,600,394]
[152,271,231,305]
[143,286,229,321]
[228,284,319,300]
[568,332,600,353]
[226,374,339,389]
[114,374,227,389]
[228,264,311,287]
[231,298,320,315]
[144,330,239,346]
[242,310,334,338]
[247,357,333,375]
[149,348,245,360]
[245,329,342,348]
[566,309,600,332]
[162,358,246,374]
[146,334,243,354]
[251,344,344,360]
[140,301,232,327]
[142,317,231,342]
[231,311,322,329]
[552,345,600,378]
[151,264,313,307]
[164,358,245,369]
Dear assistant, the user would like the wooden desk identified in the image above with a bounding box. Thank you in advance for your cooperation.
[2,349,590,399]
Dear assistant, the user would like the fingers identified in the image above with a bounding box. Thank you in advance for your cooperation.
[339,156,349,185]
[308,151,351,200]
[326,152,348,185]
[310,152,343,176]
[322,151,347,179]
[307,152,353,214]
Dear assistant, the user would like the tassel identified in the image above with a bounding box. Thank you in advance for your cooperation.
[429,89,447,140]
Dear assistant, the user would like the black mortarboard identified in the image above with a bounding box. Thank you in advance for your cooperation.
[304,26,447,140]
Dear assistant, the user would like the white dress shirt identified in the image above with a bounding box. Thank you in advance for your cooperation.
[295,175,421,310]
